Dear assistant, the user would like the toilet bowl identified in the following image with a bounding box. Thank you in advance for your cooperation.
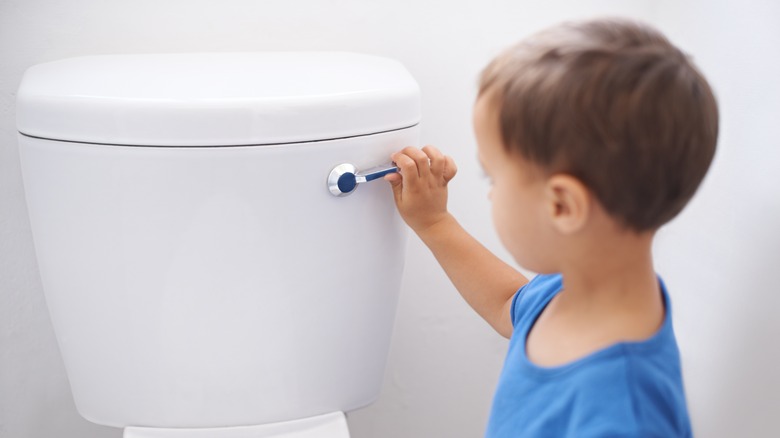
[17,52,420,436]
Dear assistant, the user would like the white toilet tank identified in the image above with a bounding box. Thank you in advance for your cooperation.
[17,52,419,429]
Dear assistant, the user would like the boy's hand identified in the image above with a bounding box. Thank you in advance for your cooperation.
[384,145,457,235]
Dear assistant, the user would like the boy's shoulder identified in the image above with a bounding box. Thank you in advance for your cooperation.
[509,273,562,328]
[508,271,689,391]
[491,273,692,437]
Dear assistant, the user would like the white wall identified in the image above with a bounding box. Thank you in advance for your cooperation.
[652,1,780,436]
[1,0,778,437]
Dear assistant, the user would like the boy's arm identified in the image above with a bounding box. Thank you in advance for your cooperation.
[385,146,529,338]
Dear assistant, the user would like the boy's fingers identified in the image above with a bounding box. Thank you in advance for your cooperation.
[443,155,458,182]
[403,146,431,179]
[384,172,401,184]
[422,145,445,180]
[392,152,420,187]
[384,172,403,205]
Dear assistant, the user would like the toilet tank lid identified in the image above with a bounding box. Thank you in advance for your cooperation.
[16,52,421,147]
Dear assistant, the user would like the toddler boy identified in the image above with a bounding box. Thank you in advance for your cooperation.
[384,17,717,437]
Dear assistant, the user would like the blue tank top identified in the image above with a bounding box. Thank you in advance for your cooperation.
[486,274,692,437]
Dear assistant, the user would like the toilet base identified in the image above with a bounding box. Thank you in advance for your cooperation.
[123,412,350,438]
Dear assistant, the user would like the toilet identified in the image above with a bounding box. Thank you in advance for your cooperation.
[17,52,420,437]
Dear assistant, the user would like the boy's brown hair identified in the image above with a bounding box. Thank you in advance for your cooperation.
[479,18,719,232]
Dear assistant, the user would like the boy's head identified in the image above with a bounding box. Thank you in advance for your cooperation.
[474,17,718,243]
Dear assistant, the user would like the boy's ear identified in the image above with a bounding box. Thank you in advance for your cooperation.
[544,174,590,235]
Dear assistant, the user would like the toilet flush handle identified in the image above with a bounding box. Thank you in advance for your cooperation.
[328,162,398,196]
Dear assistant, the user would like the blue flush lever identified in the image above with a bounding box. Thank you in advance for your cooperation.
[328,162,398,196]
